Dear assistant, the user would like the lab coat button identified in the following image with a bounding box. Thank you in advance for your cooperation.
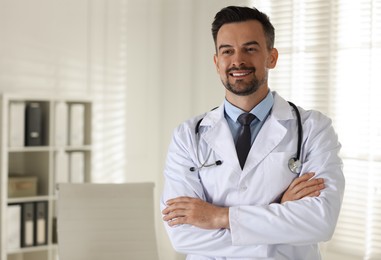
[240,186,247,191]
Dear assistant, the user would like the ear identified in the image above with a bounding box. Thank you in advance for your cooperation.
[213,54,220,73]
[267,48,278,69]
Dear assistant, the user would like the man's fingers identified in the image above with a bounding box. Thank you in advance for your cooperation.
[165,196,193,205]
[289,172,315,190]
[295,181,325,197]
[162,206,189,221]
[302,190,321,198]
[308,190,321,197]
[162,201,188,215]
[292,177,324,195]
[281,173,325,203]
[162,197,201,221]
[163,197,197,212]
[166,216,192,227]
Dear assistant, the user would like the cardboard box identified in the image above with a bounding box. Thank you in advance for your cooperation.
[8,176,38,198]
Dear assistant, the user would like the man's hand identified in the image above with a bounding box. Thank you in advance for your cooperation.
[281,172,325,203]
[162,197,229,229]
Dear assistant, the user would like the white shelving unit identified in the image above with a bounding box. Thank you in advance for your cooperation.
[0,94,92,260]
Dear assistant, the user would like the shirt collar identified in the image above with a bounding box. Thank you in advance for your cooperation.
[224,91,274,123]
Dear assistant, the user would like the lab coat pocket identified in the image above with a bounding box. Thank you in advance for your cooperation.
[197,158,239,202]
[259,152,297,201]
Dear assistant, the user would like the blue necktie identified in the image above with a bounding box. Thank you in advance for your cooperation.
[236,113,255,169]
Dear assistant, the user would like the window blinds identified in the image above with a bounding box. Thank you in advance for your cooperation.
[252,0,381,259]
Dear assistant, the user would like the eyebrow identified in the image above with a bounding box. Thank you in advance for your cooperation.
[218,41,261,51]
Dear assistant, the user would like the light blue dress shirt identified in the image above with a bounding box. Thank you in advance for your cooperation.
[224,91,274,144]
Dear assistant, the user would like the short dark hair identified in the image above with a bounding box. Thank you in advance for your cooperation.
[211,6,275,50]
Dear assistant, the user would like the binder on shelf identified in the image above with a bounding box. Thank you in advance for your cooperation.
[52,217,58,244]
[69,104,85,146]
[8,101,25,147]
[69,152,85,183]
[35,201,48,245]
[7,204,21,250]
[21,202,35,247]
[55,101,68,146]
[0,96,93,258]
[25,102,43,146]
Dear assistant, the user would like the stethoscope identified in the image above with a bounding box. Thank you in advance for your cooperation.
[189,101,303,174]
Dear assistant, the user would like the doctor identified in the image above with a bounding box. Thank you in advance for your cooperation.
[161,6,345,260]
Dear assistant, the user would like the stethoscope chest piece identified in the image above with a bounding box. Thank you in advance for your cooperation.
[288,157,301,174]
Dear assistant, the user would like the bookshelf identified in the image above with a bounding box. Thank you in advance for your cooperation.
[0,94,92,260]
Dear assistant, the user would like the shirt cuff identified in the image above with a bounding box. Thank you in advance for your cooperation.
[229,206,242,246]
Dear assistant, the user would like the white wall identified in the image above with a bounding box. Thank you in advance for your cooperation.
[0,0,89,96]
[0,0,130,183]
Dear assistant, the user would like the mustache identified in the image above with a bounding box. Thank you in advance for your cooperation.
[227,66,256,73]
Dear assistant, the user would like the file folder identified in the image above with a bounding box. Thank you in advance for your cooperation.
[69,104,85,146]
[9,102,25,147]
[7,204,21,250]
[55,102,68,146]
[21,203,35,247]
[25,102,43,146]
[55,151,69,186]
[35,201,48,245]
[69,152,85,183]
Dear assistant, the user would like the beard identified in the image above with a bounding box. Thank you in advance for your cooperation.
[222,67,267,96]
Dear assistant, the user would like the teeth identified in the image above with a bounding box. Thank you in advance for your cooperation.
[232,72,250,77]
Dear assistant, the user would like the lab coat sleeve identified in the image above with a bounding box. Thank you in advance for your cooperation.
[160,123,269,258]
[229,111,345,246]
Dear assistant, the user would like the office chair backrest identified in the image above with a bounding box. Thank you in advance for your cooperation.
[57,182,158,260]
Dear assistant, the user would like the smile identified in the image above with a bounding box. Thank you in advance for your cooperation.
[229,70,253,78]
[231,71,251,76]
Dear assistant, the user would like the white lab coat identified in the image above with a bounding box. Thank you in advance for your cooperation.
[161,91,345,260]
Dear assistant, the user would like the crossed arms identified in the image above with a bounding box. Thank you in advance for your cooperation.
[162,172,324,229]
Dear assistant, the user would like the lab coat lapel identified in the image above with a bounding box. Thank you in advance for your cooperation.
[198,94,292,173]
[244,115,287,171]
[244,93,291,171]
[200,107,241,172]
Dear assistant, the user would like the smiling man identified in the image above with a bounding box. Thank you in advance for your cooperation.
[161,6,344,260]
[214,19,277,111]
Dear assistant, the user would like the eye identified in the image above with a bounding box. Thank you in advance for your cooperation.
[221,49,234,55]
[246,47,257,53]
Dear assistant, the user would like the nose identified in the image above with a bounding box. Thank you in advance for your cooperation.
[231,51,246,68]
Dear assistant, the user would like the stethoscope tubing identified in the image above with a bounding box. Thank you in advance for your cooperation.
[287,101,302,162]
[191,102,303,173]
